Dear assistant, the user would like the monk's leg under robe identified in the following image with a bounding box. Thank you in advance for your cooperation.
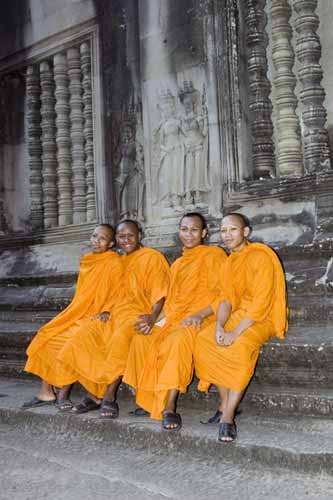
[194,318,271,393]
[25,327,76,387]
[150,326,196,420]
[123,330,158,414]
[56,319,110,399]
[99,318,138,386]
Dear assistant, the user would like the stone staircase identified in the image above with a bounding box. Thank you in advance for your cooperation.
[0,245,332,413]
[0,245,332,474]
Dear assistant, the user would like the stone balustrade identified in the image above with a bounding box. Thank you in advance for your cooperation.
[26,40,96,230]
[271,0,303,176]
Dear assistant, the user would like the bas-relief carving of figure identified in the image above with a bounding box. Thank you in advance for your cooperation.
[153,83,210,213]
[154,89,185,211]
[179,81,210,207]
[115,124,145,221]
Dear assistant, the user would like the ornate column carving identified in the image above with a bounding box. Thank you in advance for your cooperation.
[26,65,43,230]
[68,47,86,224]
[293,0,330,173]
[54,53,73,226]
[80,42,96,222]
[40,60,58,228]
[246,0,275,178]
[271,0,303,176]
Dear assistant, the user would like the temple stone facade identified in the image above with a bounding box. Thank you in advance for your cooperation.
[0,0,332,277]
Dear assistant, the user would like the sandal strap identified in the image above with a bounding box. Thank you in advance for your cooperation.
[162,411,182,430]
[100,400,119,419]
[56,398,73,410]
[200,410,223,425]
[218,422,237,442]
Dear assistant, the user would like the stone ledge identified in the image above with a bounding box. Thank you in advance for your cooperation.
[1,377,333,475]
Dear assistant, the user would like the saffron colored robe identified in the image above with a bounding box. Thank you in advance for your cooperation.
[123,245,227,419]
[58,246,170,398]
[24,251,123,387]
[194,242,288,393]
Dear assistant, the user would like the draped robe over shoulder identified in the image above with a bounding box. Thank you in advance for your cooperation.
[194,242,288,393]
[123,245,227,419]
[25,251,123,387]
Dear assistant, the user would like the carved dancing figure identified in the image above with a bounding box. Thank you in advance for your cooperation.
[155,89,185,211]
[115,124,146,221]
[179,81,210,207]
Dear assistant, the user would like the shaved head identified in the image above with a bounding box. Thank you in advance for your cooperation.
[97,223,114,238]
[222,213,251,230]
[115,219,142,236]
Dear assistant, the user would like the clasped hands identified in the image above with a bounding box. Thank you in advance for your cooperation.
[215,324,240,346]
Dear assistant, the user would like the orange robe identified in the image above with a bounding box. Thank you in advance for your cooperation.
[24,251,123,387]
[123,245,227,420]
[56,246,169,397]
[67,246,170,398]
[194,242,288,393]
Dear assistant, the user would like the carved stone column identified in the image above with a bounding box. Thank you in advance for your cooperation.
[271,0,303,176]
[80,42,96,222]
[40,60,58,228]
[246,0,276,178]
[26,65,43,230]
[0,79,7,233]
[54,53,73,226]
[293,0,330,173]
[68,47,86,224]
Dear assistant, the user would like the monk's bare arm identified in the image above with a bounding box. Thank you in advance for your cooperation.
[135,297,166,335]
[182,306,214,329]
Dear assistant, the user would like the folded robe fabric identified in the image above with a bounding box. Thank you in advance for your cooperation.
[123,245,227,419]
[194,242,288,393]
[24,250,123,386]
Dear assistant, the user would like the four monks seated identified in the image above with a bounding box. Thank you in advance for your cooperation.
[22,213,288,443]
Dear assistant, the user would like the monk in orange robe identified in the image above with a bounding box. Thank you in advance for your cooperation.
[23,224,123,410]
[66,220,170,418]
[123,213,227,430]
[193,213,288,442]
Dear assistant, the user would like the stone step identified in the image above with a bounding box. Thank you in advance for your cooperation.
[1,377,333,475]
[0,322,332,387]
[0,283,74,311]
[186,383,333,418]
[288,295,333,324]
[0,310,56,323]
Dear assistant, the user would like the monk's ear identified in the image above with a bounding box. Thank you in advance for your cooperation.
[244,226,251,238]
[202,228,208,240]
[108,240,115,249]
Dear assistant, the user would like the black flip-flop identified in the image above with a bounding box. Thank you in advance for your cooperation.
[100,400,119,419]
[162,411,182,431]
[21,396,56,409]
[200,410,223,425]
[72,396,101,414]
[218,422,237,443]
[129,407,150,417]
[56,398,74,412]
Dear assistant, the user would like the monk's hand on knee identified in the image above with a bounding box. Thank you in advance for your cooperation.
[222,330,240,346]
[215,324,227,346]
[91,311,110,323]
[182,313,203,330]
[135,314,155,335]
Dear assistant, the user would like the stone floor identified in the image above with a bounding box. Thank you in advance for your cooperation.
[0,377,333,499]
